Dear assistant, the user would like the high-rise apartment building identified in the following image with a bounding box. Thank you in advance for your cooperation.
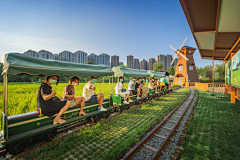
[133,58,140,69]
[59,51,74,62]
[127,55,134,68]
[23,50,39,58]
[140,59,148,70]
[87,53,98,65]
[148,58,156,70]
[157,54,166,71]
[165,54,172,71]
[111,55,119,68]
[173,58,178,66]
[98,53,110,66]
[38,50,55,59]
[74,51,88,63]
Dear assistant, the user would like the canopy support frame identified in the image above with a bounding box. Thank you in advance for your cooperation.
[3,73,8,139]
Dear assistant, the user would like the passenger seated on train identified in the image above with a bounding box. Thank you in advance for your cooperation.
[157,78,161,92]
[135,78,147,99]
[148,78,158,93]
[160,77,169,90]
[63,76,86,116]
[37,75,71,125]
[128,77,140,96]
[141,77,149,96]
[83,76,107,111]
[115,76,133,104]
[154,78,159,93]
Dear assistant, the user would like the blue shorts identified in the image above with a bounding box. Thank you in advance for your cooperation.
[85,95,98,103]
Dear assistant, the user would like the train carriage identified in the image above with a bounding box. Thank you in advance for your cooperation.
[111,67,151,110]
[147,70,166,98]
[1,53,114,155]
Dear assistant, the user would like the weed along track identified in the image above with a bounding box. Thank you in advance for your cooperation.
[123,89,196,160]
[3,88,182,159]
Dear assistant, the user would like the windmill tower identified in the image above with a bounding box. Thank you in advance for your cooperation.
[170,38,199,86]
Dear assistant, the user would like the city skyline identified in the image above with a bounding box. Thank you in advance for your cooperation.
[0,1,216,68]
[23,49,177,71]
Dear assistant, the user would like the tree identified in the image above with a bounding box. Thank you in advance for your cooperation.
[85,61,93,64]
[119,64,129,68]
[215,62,225,81]
[153,62,163,72]
[168,66,176,75]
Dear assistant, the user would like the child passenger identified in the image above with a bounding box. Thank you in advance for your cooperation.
[115,76,133,104]
[63,76,86,116]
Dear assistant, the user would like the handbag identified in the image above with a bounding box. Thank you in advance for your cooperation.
[121,88,126,92]
[52,96,61,103]
[64,85,74,100]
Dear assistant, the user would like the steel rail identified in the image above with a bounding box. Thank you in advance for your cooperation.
[124,89,194,160]
[152,89,195,159]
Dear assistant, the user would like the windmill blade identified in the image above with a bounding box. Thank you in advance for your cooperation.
[171,54,178,65]
[179,37,188,50]
[169,45,177,51]
[178,52,189,61]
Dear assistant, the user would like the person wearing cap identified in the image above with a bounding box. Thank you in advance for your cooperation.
[83,76,106,111]
[115,76,133,104]
[63,76,86,116]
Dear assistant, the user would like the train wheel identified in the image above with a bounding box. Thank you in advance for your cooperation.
[44,129,57,142]
[6,141,24,155]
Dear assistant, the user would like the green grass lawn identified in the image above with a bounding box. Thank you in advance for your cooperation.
[23,88,189,160]
[180,90,240,160]
[232,69,240,87]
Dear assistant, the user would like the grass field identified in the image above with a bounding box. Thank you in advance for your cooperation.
[23,88,189,160]
[180,90,240,160]
[232,69,240,87]
[0,82,180,117]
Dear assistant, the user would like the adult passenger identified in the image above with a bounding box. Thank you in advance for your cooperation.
[115,76,133,104]
[83,76,107,111]
[128,77,139,95]
[63,76,86,116]
[37,75,70,124]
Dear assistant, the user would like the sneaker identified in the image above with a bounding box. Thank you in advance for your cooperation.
[137,97,141,99]
[98,106,107,111]
[123,101,129,104]
[155,91,159,93]
[129,99,133,103]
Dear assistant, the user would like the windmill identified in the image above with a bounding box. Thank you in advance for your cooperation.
[170,37,189,65]
[169,37,199,86]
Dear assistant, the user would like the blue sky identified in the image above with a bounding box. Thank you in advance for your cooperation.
[0,0,218,67]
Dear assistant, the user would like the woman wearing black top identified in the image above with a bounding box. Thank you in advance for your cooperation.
[37,75,71,124]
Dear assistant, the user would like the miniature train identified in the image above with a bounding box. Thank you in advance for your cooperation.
[1,53,172,155]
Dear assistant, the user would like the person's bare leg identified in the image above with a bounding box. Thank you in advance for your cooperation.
[127,94,131,100]
[137,88,140,97]
[141,89,146,98]
[54,100,71,122]
[97,93,104,108]
[79,97,86,115]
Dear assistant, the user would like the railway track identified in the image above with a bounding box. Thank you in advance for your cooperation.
[1,88,181,159]
[123,89,195,160]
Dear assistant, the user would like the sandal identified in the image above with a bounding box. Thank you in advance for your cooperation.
[79,112,86,116]
[53,118,66,125]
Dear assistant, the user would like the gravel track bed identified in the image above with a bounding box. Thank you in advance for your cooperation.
[131,148,155,160]
[158,94,197,160]
[124,90,196,160]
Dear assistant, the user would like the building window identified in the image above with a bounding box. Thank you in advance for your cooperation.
[189,65,193,70]
[179,66,183,71]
